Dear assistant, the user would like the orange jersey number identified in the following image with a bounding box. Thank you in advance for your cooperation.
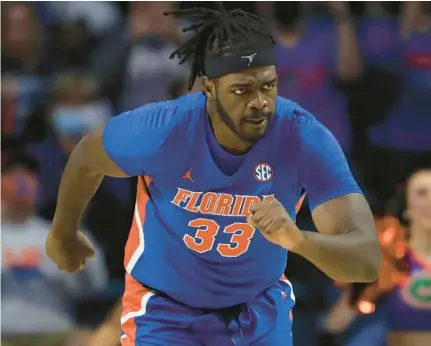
[184,219,255,257]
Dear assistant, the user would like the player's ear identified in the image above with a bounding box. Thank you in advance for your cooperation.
[202,77,215,99]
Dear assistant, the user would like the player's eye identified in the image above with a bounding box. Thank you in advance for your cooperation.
[234,88,246,95]
[262,82,276,90]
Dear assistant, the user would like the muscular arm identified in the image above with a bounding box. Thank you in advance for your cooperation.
[51,103,178,238]
[289,108,381,283]
[293,193,381,282]
[51,125,127,237]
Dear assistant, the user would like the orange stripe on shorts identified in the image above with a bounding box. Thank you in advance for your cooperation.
[121,273,154,346]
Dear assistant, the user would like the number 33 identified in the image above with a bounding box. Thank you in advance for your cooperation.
[183,218,255,257]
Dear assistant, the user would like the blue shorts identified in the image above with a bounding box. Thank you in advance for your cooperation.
[121,274,295,346]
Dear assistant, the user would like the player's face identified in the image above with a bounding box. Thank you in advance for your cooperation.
[213,66,277,143]
[407,170,431,229]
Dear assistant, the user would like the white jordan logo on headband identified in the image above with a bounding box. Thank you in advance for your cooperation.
[241,53,258,66]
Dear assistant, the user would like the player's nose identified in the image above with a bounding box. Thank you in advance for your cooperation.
[248,92,268,111]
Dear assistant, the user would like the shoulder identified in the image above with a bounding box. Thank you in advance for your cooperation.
[274,96,301,129]
[102,93,205,176]
[112,92,204,135]
[275,96,320,136]
[276,97,338,155]
[104,92,205,149]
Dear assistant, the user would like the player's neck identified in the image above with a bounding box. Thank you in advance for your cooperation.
[409,224,431,260]
[207,102,252,155]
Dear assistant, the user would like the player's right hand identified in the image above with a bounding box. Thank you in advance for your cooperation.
[46,230,95,273]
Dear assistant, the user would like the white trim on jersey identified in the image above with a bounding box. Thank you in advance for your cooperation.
[281,278,296,302]
[126,203,146,273]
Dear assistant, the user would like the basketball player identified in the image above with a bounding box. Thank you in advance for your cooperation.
[46,4,381,345]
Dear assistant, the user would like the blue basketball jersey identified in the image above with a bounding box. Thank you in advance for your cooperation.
[103,92,361,309]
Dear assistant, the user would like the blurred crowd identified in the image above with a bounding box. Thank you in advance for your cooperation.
[1,1,430,346]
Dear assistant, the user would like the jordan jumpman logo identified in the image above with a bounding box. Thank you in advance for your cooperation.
[241,53,258,67]
[181,169,194,183]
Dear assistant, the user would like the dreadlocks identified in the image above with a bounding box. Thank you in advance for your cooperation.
[164,2,275,90]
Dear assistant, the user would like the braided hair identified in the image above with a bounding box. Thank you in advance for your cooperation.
[164,2,275,90]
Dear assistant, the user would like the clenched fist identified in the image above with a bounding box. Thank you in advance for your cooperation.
[247,198,305,251]
[46,231,95,273]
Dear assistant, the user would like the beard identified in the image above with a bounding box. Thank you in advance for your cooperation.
[215,96,250,143]
[215,94,269,144]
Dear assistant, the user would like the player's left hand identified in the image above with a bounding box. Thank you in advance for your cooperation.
[247,198,305,251]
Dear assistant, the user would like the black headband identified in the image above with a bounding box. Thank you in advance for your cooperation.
[204,45,276,79]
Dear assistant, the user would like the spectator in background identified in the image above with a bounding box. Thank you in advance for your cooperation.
[39,1,121,38]
[273,1,362,152]
[358,2,400,69]
[26,72,133,279]
[385,168,431,346]
[92,1,188,111]
[46,18,99,71]
[319,168,431,346]
[365,2,431,205]
[169,76,203,99]
[1,150,107,346]
[255,1,275,26]
[351,1,401,172]
[1,2,52,137]
[26,73,115,216]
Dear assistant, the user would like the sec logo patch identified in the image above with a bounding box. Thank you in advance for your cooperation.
[254,162,273,182]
